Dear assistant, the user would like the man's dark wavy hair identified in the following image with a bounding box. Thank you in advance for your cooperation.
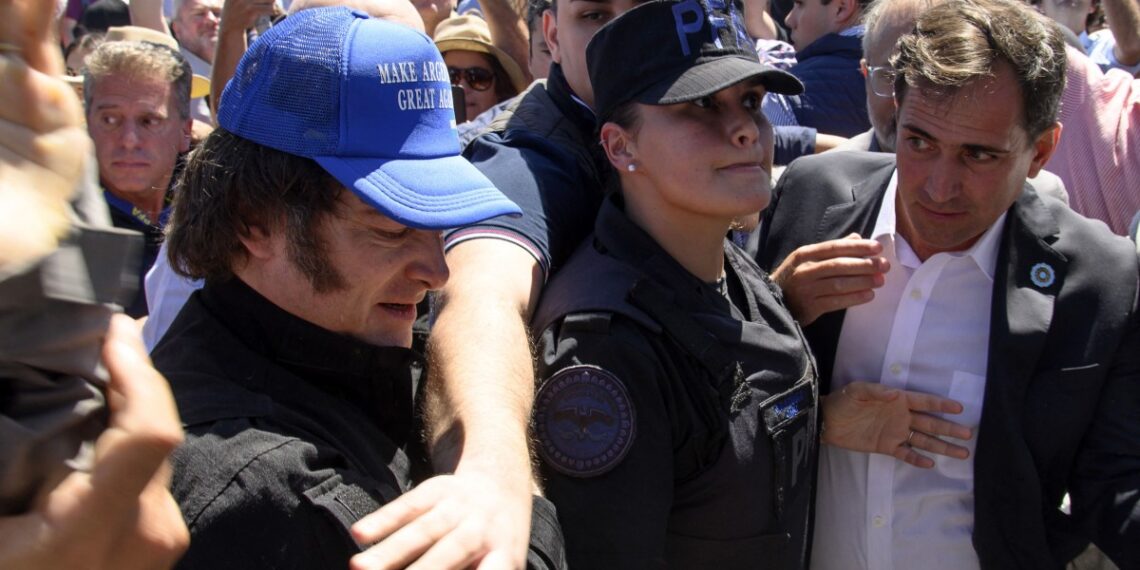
[166,128,347,293]
[891,0,1067,140]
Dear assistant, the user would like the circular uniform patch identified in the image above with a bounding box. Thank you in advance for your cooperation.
[534,365,637,478]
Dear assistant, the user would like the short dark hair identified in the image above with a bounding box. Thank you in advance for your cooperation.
[166,128,347,292]
[527,0,552,31]
[891,0,1066,140]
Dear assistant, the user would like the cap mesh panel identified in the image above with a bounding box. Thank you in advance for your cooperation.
[219,8,350,156]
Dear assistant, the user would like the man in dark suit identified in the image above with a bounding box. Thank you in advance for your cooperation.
[754,0,1140,568]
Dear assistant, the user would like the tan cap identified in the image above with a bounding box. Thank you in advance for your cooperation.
[434,15,528,93]
[104,26,211,99]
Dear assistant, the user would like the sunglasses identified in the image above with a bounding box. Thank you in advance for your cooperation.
[448,66,495,92]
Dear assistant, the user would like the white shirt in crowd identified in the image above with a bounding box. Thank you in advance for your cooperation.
[811,170,1004,570]
[141,241,201,351]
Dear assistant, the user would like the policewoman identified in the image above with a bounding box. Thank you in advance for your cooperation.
[529,0,818,567]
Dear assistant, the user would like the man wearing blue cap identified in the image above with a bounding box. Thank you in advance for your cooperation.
[150,7,563,568]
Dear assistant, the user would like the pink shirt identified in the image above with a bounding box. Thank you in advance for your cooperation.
[1044,47,1140,236]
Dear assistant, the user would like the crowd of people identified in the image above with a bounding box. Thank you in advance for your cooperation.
[1,0,1139,567]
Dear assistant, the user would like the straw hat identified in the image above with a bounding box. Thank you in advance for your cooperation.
[433,15,528,93]
[102,26,211,99]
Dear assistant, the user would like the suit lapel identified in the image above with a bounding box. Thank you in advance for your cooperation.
[813,165,892,243]
[983,188,1066,430]
[809,163,894,393]
[974,187,1068,563]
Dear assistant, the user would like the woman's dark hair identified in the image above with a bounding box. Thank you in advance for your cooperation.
[487,53,521,103]
[166,128,347,292]
[604,100,641,132]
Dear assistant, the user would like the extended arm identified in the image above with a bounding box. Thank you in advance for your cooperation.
[770,233,890,325]
[1105,0,1140,67]
[210,0,275,118]
[479,0,533,85]
[0,316,188,570]
[822,381,972,468]
[351,239,542,570]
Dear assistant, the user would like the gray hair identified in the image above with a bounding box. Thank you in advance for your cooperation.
[861,0,936,55]
[83,40,193,119]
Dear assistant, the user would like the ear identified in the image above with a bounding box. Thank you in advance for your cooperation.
[236,222,277,261]
[600,121,636,173]
[543,9,561,65]
[1026,122,1061,178]
[180,118,193,153]
[170,20,184,41]
[859,58,868,78]
[833,0,860,28]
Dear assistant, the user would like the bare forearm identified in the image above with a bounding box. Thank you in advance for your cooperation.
[425,288,537,483]
[210,26,247,119]
[478,0,532,85]
[1106,0,1140,65]
[128,0,169,34]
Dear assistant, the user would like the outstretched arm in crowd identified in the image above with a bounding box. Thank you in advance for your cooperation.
[770,232,890,326]
[480,0,533,84]
[129,0,171,35]
[210,0,276,116]
[352,240,542,570]
[0,315,188,570]
[1105,0,1140,69]
[0,5,188,567]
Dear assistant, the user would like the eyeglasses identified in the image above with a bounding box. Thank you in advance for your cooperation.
[867,65,896,98]
[448,66,495,92]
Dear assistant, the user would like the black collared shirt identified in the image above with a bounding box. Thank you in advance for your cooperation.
[154,277,418,569]
[156,278,567,569]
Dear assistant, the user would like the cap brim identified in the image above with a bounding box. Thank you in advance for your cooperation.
[191,74,210,99]
[315,154,522,230]
[638,56,804,107]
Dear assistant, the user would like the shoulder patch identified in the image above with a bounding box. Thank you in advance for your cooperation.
[534,365,636,477]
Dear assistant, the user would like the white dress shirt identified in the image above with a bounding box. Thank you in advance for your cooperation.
[810,171,1007,570]
[142,241,203,351]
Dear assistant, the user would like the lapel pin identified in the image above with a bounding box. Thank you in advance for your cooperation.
[1030,262,1055,288]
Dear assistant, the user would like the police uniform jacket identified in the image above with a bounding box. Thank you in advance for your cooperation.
[532,195,819,569]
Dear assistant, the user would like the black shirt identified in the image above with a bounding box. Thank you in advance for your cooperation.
[154,278,567,569]
[155,278,420,569]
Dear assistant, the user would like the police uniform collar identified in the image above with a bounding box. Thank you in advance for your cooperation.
[593,193,737,311]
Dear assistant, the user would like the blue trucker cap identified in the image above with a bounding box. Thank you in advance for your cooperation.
[218,7,521,229]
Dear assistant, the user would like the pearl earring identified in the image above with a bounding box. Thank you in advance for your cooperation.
[627,163,637,172]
